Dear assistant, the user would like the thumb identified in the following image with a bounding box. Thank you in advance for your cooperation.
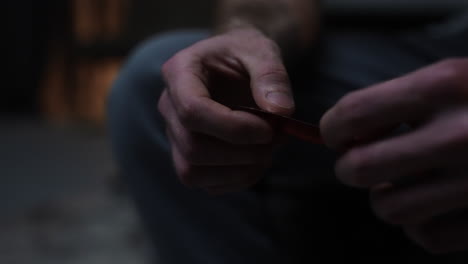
[243,52,295,116]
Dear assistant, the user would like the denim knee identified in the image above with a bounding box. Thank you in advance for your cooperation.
[107,30,209,171]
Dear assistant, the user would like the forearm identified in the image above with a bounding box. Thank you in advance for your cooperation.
[215,0,320,57]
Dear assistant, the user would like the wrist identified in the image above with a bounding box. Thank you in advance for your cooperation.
[216,18,255,33]
[215,19,273,42]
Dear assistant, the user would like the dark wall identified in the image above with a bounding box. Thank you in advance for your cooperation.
[4,0,215,115]
[5,0,70,115]
[123,0,215,48]
[5,1,35,114]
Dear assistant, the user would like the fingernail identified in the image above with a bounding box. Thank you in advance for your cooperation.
[266,91,295,109]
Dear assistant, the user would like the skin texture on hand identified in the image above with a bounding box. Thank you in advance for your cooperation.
[158,28,295,194]
[321,58,468,254]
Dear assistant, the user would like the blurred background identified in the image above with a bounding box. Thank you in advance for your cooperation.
[2,0,467,263]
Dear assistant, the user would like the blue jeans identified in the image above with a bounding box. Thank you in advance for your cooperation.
[108,16,468,263]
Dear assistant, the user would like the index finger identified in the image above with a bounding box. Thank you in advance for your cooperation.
[320,59,468,150]
[162,51,273,145]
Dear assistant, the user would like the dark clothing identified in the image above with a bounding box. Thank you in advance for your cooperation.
[108,13,468,263]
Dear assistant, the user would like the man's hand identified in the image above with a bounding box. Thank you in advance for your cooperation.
[321,58,468,254]
[158,28,294,194]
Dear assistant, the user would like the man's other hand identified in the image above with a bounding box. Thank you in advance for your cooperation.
[321,58,468,254]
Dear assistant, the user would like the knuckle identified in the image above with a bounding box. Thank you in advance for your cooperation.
[256,68,290,87]
[334,93,355,115]
[178,100,200,129]
[334,93,367,129]
[161,51,191,80]
[161,56,177,78]
[433,58,468,96]
[242,33,279,52]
